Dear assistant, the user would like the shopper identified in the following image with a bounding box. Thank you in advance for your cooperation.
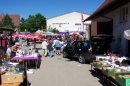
[1,35,7,54]
[47,39,54,57]
[109,39,118,54]
[10,43,18,59]
[41,39,48,57]
[6,45,11,61]
[54,38,61,55]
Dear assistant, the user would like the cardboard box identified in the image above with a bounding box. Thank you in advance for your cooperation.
[1,71,24,83]
[115,68,121,72]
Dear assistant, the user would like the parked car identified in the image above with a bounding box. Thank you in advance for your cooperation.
[63,34,113,63]
[63,40,93,63]
[90,34,113,55]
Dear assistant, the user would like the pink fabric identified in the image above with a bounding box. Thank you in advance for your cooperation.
[2,40,5,47]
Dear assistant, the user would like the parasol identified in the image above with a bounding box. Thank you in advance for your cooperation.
[19,34,28,38]
[36,30,43,34]
[12,33,19,38]
[27,34,40,39]
[44,32,53,34]
[124,30,130,40]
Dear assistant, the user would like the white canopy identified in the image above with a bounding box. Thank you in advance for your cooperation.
[124,30,130,40]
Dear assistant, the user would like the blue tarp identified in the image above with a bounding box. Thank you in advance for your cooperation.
[79,32,85,35]
[44,32,52,34]
[57,32,69,34]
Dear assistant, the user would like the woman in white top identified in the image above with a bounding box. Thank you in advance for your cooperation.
[6,46,11,61]
[59,38,64,53]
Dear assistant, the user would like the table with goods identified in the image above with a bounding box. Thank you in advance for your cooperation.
[11,49,40,69]
[90,53,130,86]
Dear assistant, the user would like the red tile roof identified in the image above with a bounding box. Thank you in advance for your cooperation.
[93,0,114,14]
[0,14,20,26]
[85,0,117,21]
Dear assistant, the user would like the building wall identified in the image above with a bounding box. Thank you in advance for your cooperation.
[93,2,130,55]
[47,12,91,32]
[0,14,20,27]
[91,22,97,36]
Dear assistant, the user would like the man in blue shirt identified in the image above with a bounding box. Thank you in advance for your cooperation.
[54,38,61,55]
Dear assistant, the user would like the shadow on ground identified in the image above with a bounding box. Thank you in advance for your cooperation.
[64,57,91,64]
[89,68,120,86]
[19,59,42,69]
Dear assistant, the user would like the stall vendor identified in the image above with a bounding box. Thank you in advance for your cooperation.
[10,43,19,58]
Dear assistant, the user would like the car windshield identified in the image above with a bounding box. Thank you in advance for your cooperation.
[77,41,90,49]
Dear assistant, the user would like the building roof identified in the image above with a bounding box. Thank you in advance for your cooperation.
[47,11,90,20]
[84,0,118,21]
[0,14,20,26]
[0,27,14,31]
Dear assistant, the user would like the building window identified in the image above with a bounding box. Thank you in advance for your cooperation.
[120,5,128,22]
[59,24,61,27]
[52,23,69,24]
[75,23,81,25]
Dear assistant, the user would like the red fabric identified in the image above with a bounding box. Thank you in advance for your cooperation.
[2,40,6,47]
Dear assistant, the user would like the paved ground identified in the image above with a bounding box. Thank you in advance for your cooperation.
[21,42,116,86]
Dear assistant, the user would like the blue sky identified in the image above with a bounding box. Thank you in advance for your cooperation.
[0,0,104,19]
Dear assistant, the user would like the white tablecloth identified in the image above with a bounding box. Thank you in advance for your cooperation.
[96,56,109,61]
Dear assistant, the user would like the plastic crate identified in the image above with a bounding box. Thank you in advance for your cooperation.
[115,72,130,86]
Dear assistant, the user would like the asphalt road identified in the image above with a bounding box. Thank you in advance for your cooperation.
[21,43,116,86]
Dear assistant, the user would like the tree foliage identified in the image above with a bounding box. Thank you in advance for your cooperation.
[0,21,3,27]
[19,13,46,33]
[50,28,59,33]
[0,14,14,29]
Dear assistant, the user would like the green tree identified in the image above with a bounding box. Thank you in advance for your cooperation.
[0,21,3,27]
[48,25,53,32]
[15,27,19,32]
[19,13,46,33]
[19,17,27,31]
[35,13,46,30]
[2,14,14,28]
[27,15,36,32]
[50,28,59,33]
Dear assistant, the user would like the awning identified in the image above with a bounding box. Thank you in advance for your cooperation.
[124,30,130,40]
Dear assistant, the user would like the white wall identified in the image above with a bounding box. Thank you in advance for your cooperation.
[93,2,130,55]
[47,12,91,32]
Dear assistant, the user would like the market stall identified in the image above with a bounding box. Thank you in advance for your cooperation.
[0,27,14,36]
[0,44,42,85]
[36,29,43,35]
[91,53,130,86]
[11,49,40,69]
[89,31,130,86]
[0,62,28,86]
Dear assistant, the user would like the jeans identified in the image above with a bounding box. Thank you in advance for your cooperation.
[2,47,7,54]
[28,45,30,50]
[49,50,53,57]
